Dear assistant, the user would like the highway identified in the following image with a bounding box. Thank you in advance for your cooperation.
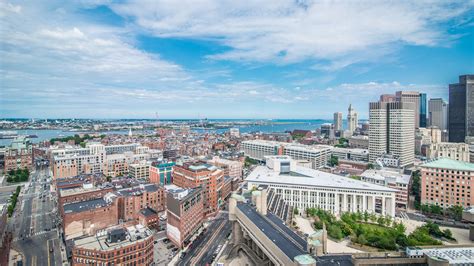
[11,165,63,266]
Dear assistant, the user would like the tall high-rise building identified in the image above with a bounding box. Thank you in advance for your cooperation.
[347,104,358,133]
[380,94,396,103]
[428,98,448,131]
[396,91,421,129]
[449,75,474,143]
[369,101,415,167]
[419,93,427,128]
[333,112,342,131]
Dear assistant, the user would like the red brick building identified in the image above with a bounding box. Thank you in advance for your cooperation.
[62,198,118,240]
[115,184,165,222]
[58,186,113,206]
[421,158,474,208]
[4,149,33,172]
[165,185,204,248]
[71,225,154,265]
[172,162,224,216]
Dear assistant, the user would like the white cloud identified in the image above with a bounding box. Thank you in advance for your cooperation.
[109,0,473,69]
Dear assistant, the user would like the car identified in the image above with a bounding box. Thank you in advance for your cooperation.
[180,252,187,259]
[154,240,158,244]
[172,247,178,252]
[163,239,170,243]
[49,246,53,253]
[166,244,175,249]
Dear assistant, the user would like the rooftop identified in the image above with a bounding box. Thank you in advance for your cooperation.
[63,198,109,214]
[361,169,411,185]
[247,165,396,192]
[242,139,332,151]
[237,203,307,260]
[73,224,152,251]
[409,247,474,264]
[421,158,474,171]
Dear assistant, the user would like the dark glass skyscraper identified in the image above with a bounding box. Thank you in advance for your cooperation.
[419,93,427,128]
[448,75,474,142]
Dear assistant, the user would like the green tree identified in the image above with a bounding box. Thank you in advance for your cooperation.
[329,155,339,167]
[367,163,375,169]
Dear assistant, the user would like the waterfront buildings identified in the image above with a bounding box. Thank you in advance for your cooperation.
[149,161,175,185]
[241,140,332,169]
[360,169,411,208]
[165,185,204,248]
[369,101,415,167]
[172,161,226,216]
[71,224,154,266]
[420,158,474,208]
[428,98,448,132]
[449,75,474,143]
[333,112,342,131]
[347,104,358,134]
[246,156,397,217]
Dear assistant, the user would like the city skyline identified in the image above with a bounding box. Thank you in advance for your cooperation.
[1,1,473,119]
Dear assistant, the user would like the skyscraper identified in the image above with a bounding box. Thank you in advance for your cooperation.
[369,101,415,167]
[419,93,427,128]
[347,104,358,134]
[449,75,474,142]
[333,112,342,131]
[396,91,421,128]
[428,98,448,131]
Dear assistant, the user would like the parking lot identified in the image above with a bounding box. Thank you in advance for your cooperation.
[154,235,178,265]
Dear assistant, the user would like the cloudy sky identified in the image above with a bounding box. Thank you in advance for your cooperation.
[1,0,473,119]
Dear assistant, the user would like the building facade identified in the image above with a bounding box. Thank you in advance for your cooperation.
[420,158,474,208]
[333,112,343,131]
[369,101,415,167]
[149,161,175,185]
[360,169,411,208]
[246,156,397,217]
[115,184,165,223]
[347,104,358,134]
[449,75,474,143]
[208,156,243,180]
[165,185,204,248]
[396,91,421,129]
[426,142,470,162]
[428,98,448,131]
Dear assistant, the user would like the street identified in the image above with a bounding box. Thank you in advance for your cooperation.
[177,212,231,266]
[10,165,63,266]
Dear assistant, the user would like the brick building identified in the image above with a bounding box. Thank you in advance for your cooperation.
[149,161,175,185]
[61,197,118,240]
[115,184,165,223]
[421,158,474,208]
[172,162,224,216]
[71,224,154,265]
[165,185,204,248]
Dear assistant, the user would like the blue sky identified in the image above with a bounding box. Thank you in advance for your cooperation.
[1,0,473,119]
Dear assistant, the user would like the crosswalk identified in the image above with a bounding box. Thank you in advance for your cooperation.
[13,229,56,242]
[399,211,409,220]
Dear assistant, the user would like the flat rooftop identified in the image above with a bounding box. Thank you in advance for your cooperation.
[421,158,474,172]
[410,247,474,264]
[361,169,411,185]
[242,140,332,151]
[246,165,396,192]
[73,224,152,251]
[237,203,307,260]
[63,198,109,214]
[115,184,157,197]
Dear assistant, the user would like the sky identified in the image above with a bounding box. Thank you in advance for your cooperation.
[0,0,473,119]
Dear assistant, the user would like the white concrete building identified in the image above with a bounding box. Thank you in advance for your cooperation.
[369,101,415,167]
[246,156,396,217]
[348,135,369,149]
[426,142,470,162]
[347,104,358,134]
[331,147,369,162]
[208,156,243,179]
[360,169,411,208]
[129,161,151,179]
[241,140,332,169]
[333,112,343,131]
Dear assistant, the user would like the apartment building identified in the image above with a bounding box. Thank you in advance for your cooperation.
[172,162,225,216]
[420,158,474,208]
[129,161,151,179]
[71,225,154,266]
[208,156,243,179]
[165,185,204,248]
[241,140,332,169]
[115,184,165,222]
[333,112,343,131]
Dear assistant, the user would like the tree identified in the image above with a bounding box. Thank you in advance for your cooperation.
[447,205,464,221]
[329,155,339,167]
[294,207,299,215]
[367,163,375,169]
[411,170,421,208]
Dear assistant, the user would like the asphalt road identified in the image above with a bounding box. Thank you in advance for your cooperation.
[178,213,230,266]
[11,165,63,266]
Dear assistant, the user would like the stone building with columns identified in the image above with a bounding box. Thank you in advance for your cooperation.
[246,156,397,217]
